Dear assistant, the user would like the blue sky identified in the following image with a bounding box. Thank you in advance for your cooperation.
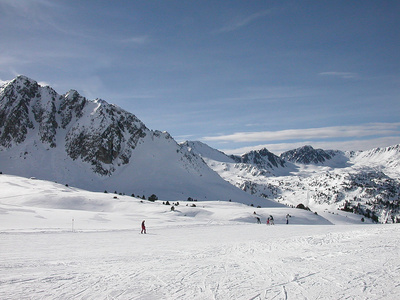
[1,0,399,154]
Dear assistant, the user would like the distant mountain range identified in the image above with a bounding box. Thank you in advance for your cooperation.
[1,76,399,222]
[184,141,400,223]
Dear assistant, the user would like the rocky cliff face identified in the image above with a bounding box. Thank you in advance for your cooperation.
[0,75,149,175]
[231,148,286,169]
[280,145,336,164]
[0,76,38,147]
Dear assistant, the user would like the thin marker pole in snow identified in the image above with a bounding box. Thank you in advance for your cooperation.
[72,218,74,232]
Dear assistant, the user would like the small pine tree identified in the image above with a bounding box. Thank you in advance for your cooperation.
[148,194,158,202]
[296,203,310,211]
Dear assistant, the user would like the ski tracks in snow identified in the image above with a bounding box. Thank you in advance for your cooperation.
[0,225,399,299]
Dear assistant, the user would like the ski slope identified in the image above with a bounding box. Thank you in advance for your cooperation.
[1,174,399,299]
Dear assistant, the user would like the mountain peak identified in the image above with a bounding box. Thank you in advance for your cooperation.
[6,75,38,89]
[13,74,36,83]
[280,145,334,164]
[65,89,80,97]
[94,98,108,105]
[232,147,286,169]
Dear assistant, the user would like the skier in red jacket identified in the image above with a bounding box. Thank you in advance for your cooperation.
[141,220,146,234]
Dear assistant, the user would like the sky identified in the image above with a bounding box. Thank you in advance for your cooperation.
[0,0,399,155]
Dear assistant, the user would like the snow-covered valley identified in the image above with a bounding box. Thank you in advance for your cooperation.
[1,174,399,299]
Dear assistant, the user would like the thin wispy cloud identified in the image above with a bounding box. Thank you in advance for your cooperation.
[203,123,400,143]
[222,136,400,155]
[0,0,60,11]
[120,36,150,45]
[214,9,271,34]
[0,0,67,31]
[218,86,312,103]
[319,72,358,79]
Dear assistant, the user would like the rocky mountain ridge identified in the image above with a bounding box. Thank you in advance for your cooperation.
[0,75,149,175]
[280,145,339,164]
[0,76,274,206]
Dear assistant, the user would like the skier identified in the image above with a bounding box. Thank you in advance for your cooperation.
[286,214,290,224]
[269,215,274,225]
[256,217,261,224]
[141,220,146,234]
[266,217,270,225]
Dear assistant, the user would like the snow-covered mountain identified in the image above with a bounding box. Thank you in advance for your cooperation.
[0,75,278,207]
[2,75,399,220]
[184,142,400,223]
[232,148,286,169]
[280,145,340,165]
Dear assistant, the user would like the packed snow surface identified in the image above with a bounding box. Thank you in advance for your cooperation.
[1,174,399,299]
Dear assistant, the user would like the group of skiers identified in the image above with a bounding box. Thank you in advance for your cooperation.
[255,213,275,225]
[141,213,292,233]
[254,213,292,224]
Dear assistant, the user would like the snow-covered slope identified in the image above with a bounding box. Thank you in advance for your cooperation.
[184,142,400,223]
[0,173,367,233]
[351,144,400,176]
[1,174,399,299]
[182,141,235,163]
[0,76,278,207]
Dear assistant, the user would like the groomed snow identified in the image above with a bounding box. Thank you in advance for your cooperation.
[1,174,399,299]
